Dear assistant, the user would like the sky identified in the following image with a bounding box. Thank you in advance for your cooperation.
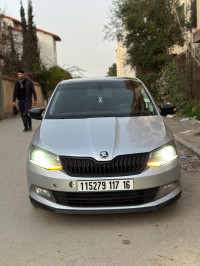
[0,0,117,77]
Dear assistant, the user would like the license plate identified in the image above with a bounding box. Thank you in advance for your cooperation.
[77,179,134,192]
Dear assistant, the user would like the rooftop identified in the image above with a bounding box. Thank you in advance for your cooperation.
[1,14,61,41]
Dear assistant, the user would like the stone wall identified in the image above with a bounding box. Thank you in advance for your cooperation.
[2,75,45,117]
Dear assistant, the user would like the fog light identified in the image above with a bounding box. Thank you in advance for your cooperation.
[155,181,180,200]
[31,185,55,202]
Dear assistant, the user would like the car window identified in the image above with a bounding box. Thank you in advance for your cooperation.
[45,80,157,119]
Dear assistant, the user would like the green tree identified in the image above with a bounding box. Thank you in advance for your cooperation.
[20,0,28,69]
[2,27,20,74]
[0,13,21,118]
[106,63,117,76]
[0,17,20,75]
[20,0,40,75]
[105,0,185,97]
[37,66,72,100]
[47,66,72,91]
[158,60,186,110]
[191,0,197,28]
[27,0,40,71]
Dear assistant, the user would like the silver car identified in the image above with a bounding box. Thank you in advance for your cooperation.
[27,77,181,214]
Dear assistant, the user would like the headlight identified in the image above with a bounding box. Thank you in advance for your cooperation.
[30,145,62,170]
[147,142,178,167]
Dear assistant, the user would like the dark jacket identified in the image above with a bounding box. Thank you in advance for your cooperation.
[13,78,37,102]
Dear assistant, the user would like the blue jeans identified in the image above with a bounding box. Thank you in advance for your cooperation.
[18,99,32,129]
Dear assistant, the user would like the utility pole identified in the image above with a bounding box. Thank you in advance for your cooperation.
[0,30,4,120]
[0,11,5,120]
[0,66,4,120]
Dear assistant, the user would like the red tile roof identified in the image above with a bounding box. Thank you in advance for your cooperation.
[2,14,61,41]
[36,28,61,41]
[2,15,20,24]
[11,26,22,32]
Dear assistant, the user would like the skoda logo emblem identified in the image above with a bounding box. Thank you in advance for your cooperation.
[100,151,109,159]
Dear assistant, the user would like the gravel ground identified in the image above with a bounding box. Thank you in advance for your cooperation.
[164,115,200,174]
[177,142,200,174]
[164,115,200,150]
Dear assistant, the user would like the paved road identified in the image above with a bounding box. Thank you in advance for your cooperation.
[1,117,200,266]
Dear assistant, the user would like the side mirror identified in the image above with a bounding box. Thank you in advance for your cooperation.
[158,103,176,116]
[28,108,45,120]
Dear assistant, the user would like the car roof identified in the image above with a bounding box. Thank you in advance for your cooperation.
[59,77,141,85]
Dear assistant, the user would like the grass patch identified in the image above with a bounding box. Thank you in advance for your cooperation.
[194,132,200,136]
[181,102,200,120]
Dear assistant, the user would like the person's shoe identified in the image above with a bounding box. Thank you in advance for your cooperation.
[23,128,28,132]
[28,119,32,131]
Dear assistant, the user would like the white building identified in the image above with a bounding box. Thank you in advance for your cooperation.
[36,28,60,66]
[116,37,136,78]
[1,15,61,67]
[193,0,200,43]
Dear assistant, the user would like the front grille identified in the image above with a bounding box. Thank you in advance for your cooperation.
[52,188,158,208]
[60,153,149,177]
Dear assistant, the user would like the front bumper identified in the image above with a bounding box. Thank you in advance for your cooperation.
[30,189,182,214]
[27,158,181,214]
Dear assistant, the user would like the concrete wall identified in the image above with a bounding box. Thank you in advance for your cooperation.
[2,75,44,117]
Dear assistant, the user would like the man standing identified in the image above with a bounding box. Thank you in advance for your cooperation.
[13,70,37,131]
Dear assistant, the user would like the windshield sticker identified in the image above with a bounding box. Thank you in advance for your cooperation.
[98,97,103,103]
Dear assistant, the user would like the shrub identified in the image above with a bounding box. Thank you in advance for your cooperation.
[181,102,200,120]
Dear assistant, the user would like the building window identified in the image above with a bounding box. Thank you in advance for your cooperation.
[191,0,197,28]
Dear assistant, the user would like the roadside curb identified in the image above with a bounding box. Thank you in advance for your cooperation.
[174,133,200,157]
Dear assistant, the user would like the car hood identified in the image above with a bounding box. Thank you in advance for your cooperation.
[32,116,173,160]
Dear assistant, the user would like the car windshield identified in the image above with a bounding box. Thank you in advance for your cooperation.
[45,80,157,119]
